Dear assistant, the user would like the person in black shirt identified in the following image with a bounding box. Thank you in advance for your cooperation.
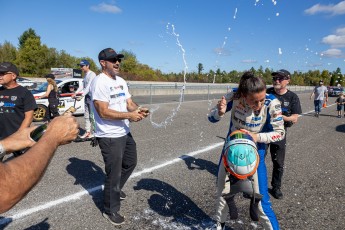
[38,74,59,122]
[266,69,302,199]
[0,62,37,159]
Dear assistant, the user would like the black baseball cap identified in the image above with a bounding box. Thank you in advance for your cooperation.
[98,48,124,61]
[271,69,291,79]
[0,62,19,76]
[45,73,55,79]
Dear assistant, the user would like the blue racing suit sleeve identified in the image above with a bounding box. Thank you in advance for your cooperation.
[208,91,234,123]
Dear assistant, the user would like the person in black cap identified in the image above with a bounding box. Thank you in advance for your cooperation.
[38,73,59,122]
[0,62,37,160]
[310,79,328,117]
[90,48,149,226]
[266,69,302,199]
[71,59,96,139]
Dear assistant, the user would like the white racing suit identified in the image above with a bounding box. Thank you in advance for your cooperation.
[208,91,285,230]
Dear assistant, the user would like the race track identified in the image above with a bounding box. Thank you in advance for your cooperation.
[1,92,344,230]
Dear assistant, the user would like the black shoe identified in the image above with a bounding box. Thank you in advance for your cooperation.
[120,191,127,200]
[269,188,283,199]
[102,212,125,225]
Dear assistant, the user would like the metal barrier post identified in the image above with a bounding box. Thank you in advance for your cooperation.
[207,85,210,101]
[150,84,152,104]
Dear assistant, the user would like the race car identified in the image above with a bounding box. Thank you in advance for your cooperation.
[327,86,344,97]
[31,78,85,122]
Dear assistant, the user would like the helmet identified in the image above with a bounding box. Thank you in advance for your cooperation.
[222,130,259,179]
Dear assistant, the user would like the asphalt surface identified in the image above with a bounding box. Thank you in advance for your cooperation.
[1,92,345,230]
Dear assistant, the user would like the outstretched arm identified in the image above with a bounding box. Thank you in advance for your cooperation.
[0,115,79,213]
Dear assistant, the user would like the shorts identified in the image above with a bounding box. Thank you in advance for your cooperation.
[336,104,344,111]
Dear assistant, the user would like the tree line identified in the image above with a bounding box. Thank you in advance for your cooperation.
[0,28,344,86]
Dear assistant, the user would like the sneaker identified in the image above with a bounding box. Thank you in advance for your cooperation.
[120,191,127,200]
[209,222,225,230]
[102,212,125,225]
[338,115,341,118]
[79,132,93,139]
[269,187,283,199]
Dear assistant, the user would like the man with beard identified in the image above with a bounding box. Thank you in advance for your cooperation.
[266,69,302,199]
[90,48,149,226]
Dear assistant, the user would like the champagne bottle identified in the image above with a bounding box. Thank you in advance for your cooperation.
[30,123,48,142]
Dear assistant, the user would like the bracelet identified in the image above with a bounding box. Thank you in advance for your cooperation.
[0,142,6,158]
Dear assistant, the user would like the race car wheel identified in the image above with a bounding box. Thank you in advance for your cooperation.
[33,104,47,122]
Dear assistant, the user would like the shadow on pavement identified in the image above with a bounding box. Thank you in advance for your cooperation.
[66,157,104,211]
[335,124,345,133]
[134,178,212,228]
[180,155,218,177]
[23,218,50,230]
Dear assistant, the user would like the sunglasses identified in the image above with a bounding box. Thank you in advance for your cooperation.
[272,76,289,82]
[0,72,12,76]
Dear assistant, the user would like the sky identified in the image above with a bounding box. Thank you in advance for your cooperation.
[1,0,345,74]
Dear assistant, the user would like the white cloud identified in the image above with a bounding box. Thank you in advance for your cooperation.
[336,27,345,35]
[322,27,345,48]
[241,59,257,63]
[320,48,343,58]
[304,1,345,16]
[90,3,122,14]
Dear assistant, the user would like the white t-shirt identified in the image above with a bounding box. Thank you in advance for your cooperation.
[91,73,131,138]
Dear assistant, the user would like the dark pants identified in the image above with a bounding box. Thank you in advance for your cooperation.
[98,133,137,214]
[268,137,287,189]
[45,99,60,122]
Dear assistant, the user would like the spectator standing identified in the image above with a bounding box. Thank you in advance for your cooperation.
[266,69,302,199]
[72,60,96,139]
[208,72,285,230]
[38,74,60,122]
[0,62,37,159]
[90,48,149,226]
[335,92,345,118]
[310,80,328,117]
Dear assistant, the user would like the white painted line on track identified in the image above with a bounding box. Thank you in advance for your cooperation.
[0,142,224,226]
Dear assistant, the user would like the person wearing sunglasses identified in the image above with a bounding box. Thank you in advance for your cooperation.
[0,62,37,160]
[266,69,302,200]
[90,48,149,226]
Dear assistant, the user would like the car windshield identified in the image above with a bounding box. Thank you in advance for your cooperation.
[33,80,62,92]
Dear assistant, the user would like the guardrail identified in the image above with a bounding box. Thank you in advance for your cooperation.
[23,80,314,104]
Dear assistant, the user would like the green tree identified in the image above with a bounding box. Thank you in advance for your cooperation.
[16,37,47,76]
[197,63,203,75]
[0,41,17,63]
[18,28,40,50]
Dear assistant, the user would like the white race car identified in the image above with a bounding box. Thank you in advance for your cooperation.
[31,78,85,122]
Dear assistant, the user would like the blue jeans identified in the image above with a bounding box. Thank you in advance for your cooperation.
[314,100,323,113]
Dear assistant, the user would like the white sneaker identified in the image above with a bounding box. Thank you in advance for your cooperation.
[79,132,93,139]
[209,222,225,230]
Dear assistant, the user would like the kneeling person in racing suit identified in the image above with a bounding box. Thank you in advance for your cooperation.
[208,72,285,230]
